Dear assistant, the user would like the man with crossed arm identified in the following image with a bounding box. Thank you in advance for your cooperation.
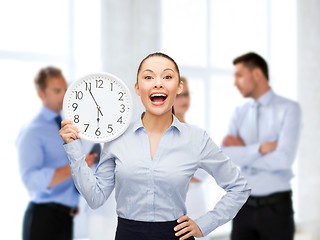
[222,52,301,240]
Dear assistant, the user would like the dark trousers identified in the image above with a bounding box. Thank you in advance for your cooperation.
[23,202,74,240]
[115,217,195,240]
[231,191,294,240]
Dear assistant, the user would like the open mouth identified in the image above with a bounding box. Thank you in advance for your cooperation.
[150,93,168,105]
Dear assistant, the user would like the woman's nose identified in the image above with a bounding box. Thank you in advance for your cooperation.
[154,77,163,88]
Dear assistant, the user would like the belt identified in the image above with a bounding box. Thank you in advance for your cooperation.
[246,191,292,207]
[45,203,78,217]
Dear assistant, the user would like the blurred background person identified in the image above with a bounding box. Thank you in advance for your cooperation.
[222,52,302,240]
[16,66,95,240]
[174,76,210,240]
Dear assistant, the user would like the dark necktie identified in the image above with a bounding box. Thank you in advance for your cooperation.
[55,115,62,129]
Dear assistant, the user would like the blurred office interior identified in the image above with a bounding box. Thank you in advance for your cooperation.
[0,0,319,239]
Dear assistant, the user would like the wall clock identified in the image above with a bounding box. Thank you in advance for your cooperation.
[63,72,133,143]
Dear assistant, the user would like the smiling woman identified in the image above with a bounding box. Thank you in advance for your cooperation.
[135,52,183,118]
[59,52,251,240]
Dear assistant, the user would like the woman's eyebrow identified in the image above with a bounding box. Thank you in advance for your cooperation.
[141,68,174,74]
[163,68,174,72]
[142,69,154,73]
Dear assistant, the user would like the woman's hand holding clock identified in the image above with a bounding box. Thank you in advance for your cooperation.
[59,119,80,144]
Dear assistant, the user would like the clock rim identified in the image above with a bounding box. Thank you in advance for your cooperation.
[62,72,134,143]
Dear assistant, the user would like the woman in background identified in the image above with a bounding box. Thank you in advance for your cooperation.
[174,77,209,240]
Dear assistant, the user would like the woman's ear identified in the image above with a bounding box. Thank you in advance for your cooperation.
[134,82,140,96]
[176,81,183,95]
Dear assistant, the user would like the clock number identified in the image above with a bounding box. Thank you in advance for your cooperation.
[118,92,124,101]
[96,80,103,88]
[74,115,80,123]
[107,124,113,133]
[120,104,125,113]
[85,82,92,91]
[84,123,89,132]
[117,116,123,124]
[95,128,101,136]
[75,91,83,100]
[72,103,78,111]
[110,83,113,92]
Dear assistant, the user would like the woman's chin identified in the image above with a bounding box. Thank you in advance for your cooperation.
[145,107,172,117]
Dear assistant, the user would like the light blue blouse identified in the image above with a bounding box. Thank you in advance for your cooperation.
[64,114,250,236]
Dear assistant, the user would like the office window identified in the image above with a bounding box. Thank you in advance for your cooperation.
[0,0,69,55]
[161,0,268,140]
[0,1,101,239]
[161,0,207,67]
[210,0,268,69]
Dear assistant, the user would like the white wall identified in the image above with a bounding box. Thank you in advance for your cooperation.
[100,0,162,119]
[296,0,320,239]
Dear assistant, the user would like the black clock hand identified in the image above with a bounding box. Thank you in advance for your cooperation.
[89,89,103,116]
[97,106,100,128]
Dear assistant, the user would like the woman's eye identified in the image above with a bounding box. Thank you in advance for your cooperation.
[145,76,152,80]
[164,75,172,79]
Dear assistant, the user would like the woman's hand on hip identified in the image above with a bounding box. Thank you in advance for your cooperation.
[174,215,203,239]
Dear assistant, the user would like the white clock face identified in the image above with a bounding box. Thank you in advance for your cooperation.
[63,72,133,143]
